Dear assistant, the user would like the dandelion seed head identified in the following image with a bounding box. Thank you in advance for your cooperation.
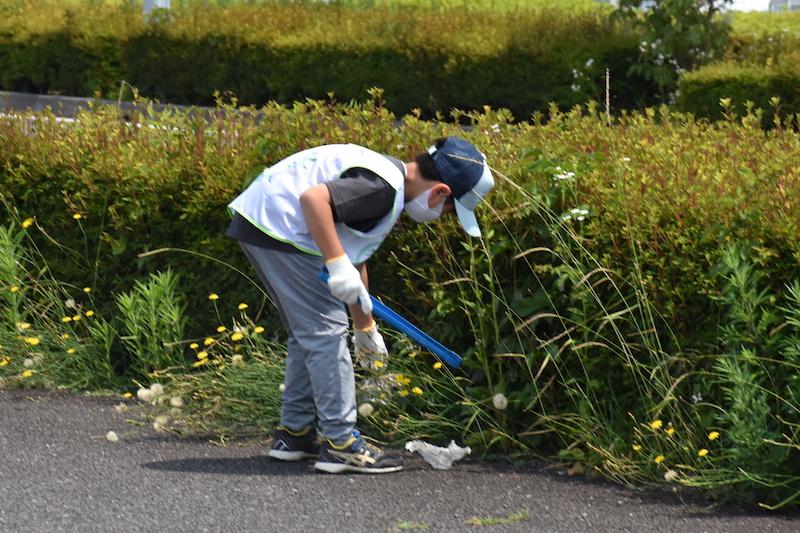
[155,415,169,426]
[170,396,183,408]
[358,403,374,417]
[106,431,119,443]
[492,393,508,410]
[65,299,76,309]
[113,403,128,413]
[232,354,244,365]
[279,383,286,393]
[137,388,154,402]
[664,469,679,482]
[149,383,164,397]
[23,358,34,368]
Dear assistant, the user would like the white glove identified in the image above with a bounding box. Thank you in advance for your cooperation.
[353,321,388,369]
[354,321,388,356]
[325,255,373,314]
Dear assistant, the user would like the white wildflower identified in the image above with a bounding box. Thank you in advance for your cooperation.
[490,123,500,133]
[169,396,183,408]
[358,403,375,417]
[106,431,119,443]
[31,354,43,365]
[691,392,703,404]
[153,415,169,432]
[492,393,508,410]
[585,58,594,68]
[23,358,34,368]
[621,156,631,162]
[571,84,581,93]
[554,170,576,181]
[137,388,154,403]
[149,383,164,397]
[664,469,679,482]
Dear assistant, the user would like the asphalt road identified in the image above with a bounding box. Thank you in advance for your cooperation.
[1,388,798,533]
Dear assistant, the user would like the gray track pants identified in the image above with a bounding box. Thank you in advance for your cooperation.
[239,242,356,443]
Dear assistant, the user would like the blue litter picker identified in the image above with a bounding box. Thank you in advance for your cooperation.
[320,269,462,368]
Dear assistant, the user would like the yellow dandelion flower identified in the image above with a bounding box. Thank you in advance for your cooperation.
[61,333,69,340]
[373,360,384,369]
[708,431,720,441]
[433,362,443,370]
[10,286,20,293]
[73,213,83,220]
[654,455,665,464]
[399,390,409,397]
[189,342,199,350]
[85,310,94,317]
[632,444,642,451]
[62,316,72,323]
[0,358,9,367]
[22,218,34,229]
[208,293,219,301]
[698,448,709,457]
[412,387,423,395]
[238,303,248,310]
[216,325,226,333]
[21,369,33,378]
[402,377,412,386]
[123,392,133,399]
[72,315,81,322]
[650,419,663,430]
[203,337,215,346]
[67,348,75,354]
[192,359,208,368]
[253,326,265,334]
[231,333,244,342]
[666,428,675,436]
[24,337,40,346]
[197,351,209,360]
[83,287,91,293]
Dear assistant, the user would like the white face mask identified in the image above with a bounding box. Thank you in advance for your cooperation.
[404,188,444,223]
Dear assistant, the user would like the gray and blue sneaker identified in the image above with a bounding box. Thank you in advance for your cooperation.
[267,426,319,461]
[314,430,404,474]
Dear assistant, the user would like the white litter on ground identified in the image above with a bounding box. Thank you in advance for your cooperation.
[405,440,471,470]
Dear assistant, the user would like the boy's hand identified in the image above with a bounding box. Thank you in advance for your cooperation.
[353,320,388,356]
[325,255,373,314]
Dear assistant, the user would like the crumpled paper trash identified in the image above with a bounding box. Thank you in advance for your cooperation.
[405,439,471,470]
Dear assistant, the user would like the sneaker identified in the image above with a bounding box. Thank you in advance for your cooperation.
[314,430,404,474]
[267,426,319,461]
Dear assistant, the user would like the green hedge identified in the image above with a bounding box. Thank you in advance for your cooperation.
[2,97,800,505]
[677,55,800,126]
[0,1,655,118]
